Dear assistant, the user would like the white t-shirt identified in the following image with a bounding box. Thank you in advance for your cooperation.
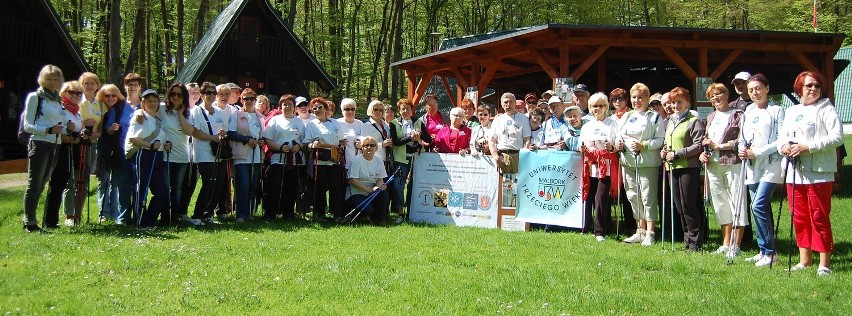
[580,117,618,177]
[190,105,229,163]
[346,154,387,198]
[125,110,162,158]
[360,118,392,162]
[543,116,567,145]
[304,118,341,166]
[782,105,831,184]
[337,118,363,169]
[263,115,304,165]
[489,112,531,151]
[741,103,784,184]
[228,110,264,164]
[706,109,732,159]
[159,108,190,163]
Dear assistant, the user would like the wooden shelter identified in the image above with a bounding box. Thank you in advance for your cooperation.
[175,0,336,96]
[0,0,89,161]
[393,24,846,107]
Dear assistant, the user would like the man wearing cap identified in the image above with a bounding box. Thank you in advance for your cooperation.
[573,84,591,115]
[226,83,242,112]
[488,93,531,173]
[543,96,568,150]
[729,71,751,111]
[523,93,538,115]
[294,96,315,128]
[415,94,447,149]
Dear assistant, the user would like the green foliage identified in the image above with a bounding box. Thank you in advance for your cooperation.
[48,0,850,102]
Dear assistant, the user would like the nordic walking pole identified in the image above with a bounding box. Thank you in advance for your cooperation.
[661,164,667,250]
[786,135,798,276]
[249,146,257,218]
[668,146,675,251]
[344,168,399,223]
[138,147,158,227]
[165,141,173,227]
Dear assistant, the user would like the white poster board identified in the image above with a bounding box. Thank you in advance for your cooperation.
[410,152,499,228]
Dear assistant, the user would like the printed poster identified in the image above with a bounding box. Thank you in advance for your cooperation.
[514,150,584,228]
[410,152,499,228]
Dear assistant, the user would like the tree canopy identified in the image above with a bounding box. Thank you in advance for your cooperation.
[51,0,850,103]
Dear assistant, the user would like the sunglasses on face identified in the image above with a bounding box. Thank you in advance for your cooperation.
[243,97,257,101]
[67,91,83,97]
[611,98,625,102]
[343,108,355,112]
[805,83,821,89]
[372,108,384,112]
[104,94,117,98]
[312,106,326,111]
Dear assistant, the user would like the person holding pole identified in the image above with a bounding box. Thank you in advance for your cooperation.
[159,83,195,225]
[580,93,619,242]
[346,136,390,225]
[739,74,785,266]
[616,83,664,246]
[661,87,706,252]
[698,83,746,257]
[125,89,168,228]
[305,97,345,222]
[389,98,421,218]
[44,81,85,227]
[262,95,304,220]
[778,70,842,276]
[188,82,229,226]
[227,88,266,222]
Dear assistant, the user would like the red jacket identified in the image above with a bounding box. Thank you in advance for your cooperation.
[434,125,472,154]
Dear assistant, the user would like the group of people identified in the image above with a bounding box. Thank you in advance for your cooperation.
[20,65,841,276]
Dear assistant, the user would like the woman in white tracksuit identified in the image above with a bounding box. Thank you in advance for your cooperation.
[738,73,785,267]
[616,83,665,246]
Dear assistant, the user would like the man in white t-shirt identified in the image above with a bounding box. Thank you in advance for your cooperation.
[488,93,531,173]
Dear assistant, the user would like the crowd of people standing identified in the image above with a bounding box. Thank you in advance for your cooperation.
[19,65,842,276]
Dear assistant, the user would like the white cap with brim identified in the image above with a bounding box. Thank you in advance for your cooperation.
[731,71,751,84]
[563,105,581,116]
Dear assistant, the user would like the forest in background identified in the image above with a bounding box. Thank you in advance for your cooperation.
[50,0,852,102]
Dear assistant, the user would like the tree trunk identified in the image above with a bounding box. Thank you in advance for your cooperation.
[389,0,404,101]
[194,0,210,46]
[124,0,147,76]
[107,0,122,85]
[287,0,297,28]
[329,0,341,100]
[160,0,173,81]
[367,0,391,100]
[176,0,185,71]
[345,0,364,96]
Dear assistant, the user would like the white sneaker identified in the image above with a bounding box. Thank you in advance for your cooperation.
[64,218,76,227]
[623,230,644,243]
[595,235,605,242]
[189,219,205,226]
[817,266,832,276]
[726,245,741,260]
[786,263,809,272]
[713,245,729,254]
[755,254,777,267]
[641,232,655,246]
[744,253,764,263]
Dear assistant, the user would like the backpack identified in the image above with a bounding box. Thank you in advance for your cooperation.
[17,95,44,145]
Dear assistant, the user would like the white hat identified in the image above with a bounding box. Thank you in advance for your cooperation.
[731,71,751,83]
[547,96,562,105]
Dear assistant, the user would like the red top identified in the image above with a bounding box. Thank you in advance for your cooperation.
[425,112,445,137]
[434,125,471,154]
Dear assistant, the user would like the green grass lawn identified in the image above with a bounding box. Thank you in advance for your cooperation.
[2,138,852,315]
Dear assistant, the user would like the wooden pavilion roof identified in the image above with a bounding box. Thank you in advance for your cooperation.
[393,24,846,107]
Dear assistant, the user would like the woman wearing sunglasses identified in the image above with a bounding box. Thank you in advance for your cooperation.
[346,136,391,225]
[227,88,266,222]
[304,97,345,222]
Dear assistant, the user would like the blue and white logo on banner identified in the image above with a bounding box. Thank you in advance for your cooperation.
[515,150,584,228]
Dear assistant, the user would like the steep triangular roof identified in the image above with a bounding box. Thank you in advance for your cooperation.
[175,0,335,91]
